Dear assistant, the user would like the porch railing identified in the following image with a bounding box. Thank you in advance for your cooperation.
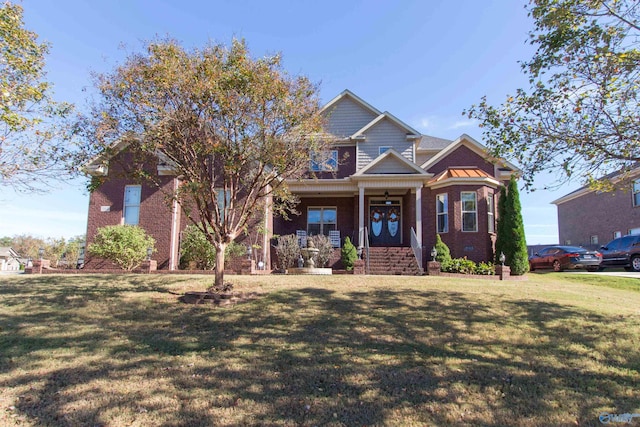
[359,226,370,274]
[410,227,423,271]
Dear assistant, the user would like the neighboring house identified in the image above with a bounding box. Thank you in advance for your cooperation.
[0,247,22,271]
[552,168,640,248]
[84,89,517,272]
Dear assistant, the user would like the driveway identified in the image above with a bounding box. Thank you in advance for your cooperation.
[569,270,640,279]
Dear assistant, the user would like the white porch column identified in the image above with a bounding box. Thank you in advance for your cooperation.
[358,185,365,247]
[415,186,423,248]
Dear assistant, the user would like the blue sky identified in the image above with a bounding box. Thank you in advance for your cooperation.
[0,0,578,244]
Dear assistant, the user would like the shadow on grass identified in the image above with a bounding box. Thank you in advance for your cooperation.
[1,281,639,426]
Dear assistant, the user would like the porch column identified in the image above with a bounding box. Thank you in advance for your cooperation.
[358,185,365,247]
[415,186,423,247]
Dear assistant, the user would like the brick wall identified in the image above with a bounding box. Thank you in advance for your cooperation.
[422,185,496,263]
[557,186,640,247]
[426,145,496,176]
[85,151,177,270]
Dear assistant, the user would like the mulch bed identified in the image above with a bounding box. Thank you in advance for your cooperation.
[180,291,259,306]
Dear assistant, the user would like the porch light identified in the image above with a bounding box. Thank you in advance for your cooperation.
[499,252,506,266]
[357,246,363,260]
[431,246,437,261]
[247,245,252,260]
[38,247,44,260]
[146,247,153,261]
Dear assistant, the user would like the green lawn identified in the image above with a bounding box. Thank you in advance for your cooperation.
[0,273,639,426]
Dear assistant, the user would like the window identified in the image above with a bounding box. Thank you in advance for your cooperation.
[614,231,622,238]
[307,207,337,236]
[216,189,231,224]
[633,179,640,207]
[379,146,391,155]
[123,185,141,225]
[461,192,477,232]
[310,150,338,171]
[487,193,495,233]
[630,227,640,235]
[590,235,598,245]
[436,194,448,233]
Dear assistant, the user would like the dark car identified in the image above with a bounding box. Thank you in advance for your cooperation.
[529,246,602,272]
[599,235,640,272]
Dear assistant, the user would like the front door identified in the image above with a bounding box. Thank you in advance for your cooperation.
[369,203,402,246]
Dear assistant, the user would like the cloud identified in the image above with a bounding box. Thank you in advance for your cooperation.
[418,116,436,130]
[448,119,478,130]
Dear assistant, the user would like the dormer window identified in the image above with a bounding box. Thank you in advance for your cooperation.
[310,150,338,172]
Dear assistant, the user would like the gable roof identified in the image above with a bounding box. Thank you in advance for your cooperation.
[352,112,421,140]
[320,89,382,117]
[0,247,20,259]
[552,165,640,205]
[354,148,430,176]
[420,133,519,173]
[428,167,500,189]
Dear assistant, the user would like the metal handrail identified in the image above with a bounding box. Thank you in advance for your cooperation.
[364,227,370,274]
[410,227,423,271]
[359,226,370,274]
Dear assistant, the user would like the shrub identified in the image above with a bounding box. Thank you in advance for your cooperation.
[180,226,250,270]
[474,261,496,275]
[310,234,334,268]
[434,234,452,264]
[180,225,216,269]
[341,237,357,271]
[89,225,155,271]
[441,258,495,275]
[275,234,300,269]
[441,257,476,274]
[226,241,248,262]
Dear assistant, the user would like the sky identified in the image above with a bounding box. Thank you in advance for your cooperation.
[0,0,580,244]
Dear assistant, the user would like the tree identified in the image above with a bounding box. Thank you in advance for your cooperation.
[10,233,45,259]
[80,39,327,289]
[433,234,451,265]
[341,237,357,271]
[499,176,529,275]
[466,0,640,190]
[494,185,508,264]
[88,225,155,271]
[0,2,74,192]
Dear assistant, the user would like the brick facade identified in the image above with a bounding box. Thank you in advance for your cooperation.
[85,152,178,270]
[84,90,516,273]
[555,184,640,248]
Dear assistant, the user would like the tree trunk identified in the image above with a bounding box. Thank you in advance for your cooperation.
[212,242,226,290]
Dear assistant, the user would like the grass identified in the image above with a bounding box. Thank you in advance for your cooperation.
[0,273,639,426]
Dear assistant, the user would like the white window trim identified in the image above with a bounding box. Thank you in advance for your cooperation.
[123,185,141,225]
[436,193,448,233]
[633,179,640,207]
[307,206,337,236]
[487,193,495,234]
[379,146,391,155]
[310,150,338,172]
[461,191,478,233]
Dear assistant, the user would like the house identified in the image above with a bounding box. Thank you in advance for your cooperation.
[0,247,22,271]
[552,168,640,248]
[84,89,517,273]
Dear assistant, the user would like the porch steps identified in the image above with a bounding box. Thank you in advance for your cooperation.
[364,247,423,276]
